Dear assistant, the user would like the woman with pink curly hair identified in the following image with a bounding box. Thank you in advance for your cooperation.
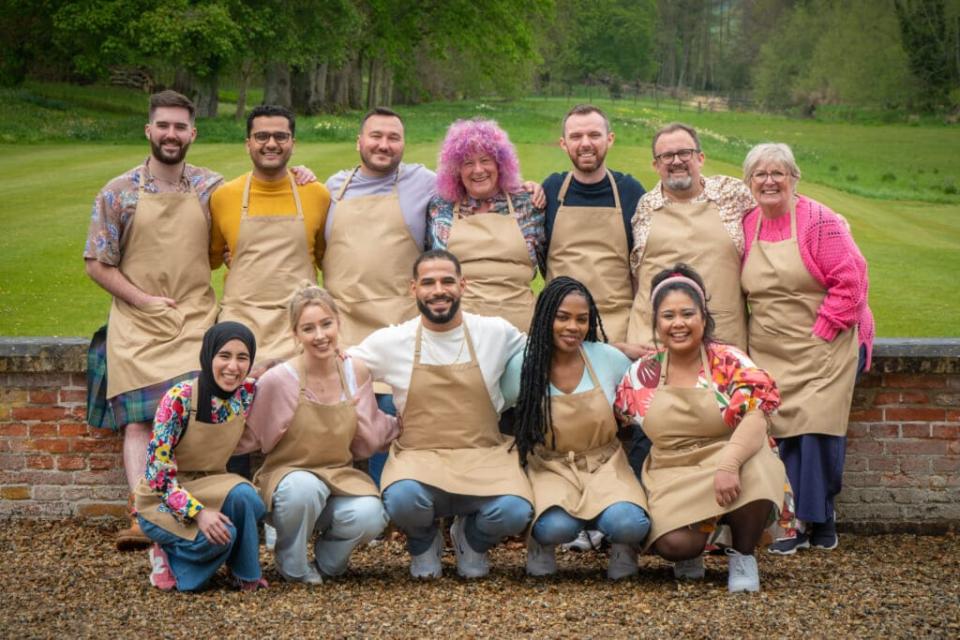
[427,118,545,332]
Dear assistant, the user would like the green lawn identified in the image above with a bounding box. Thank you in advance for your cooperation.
[1,138,957,337]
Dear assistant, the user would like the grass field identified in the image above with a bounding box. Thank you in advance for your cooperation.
[0,85,958,337]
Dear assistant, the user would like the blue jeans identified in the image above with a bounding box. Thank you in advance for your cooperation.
[140,483,265,591]
[367,394,395,487]
[382,479,532,555]
[532,501,650,546]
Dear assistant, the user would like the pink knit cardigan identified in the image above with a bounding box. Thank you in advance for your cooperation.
[742,195,875,369]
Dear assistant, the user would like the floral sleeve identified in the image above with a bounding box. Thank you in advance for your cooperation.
[145,382,204,522]
[708,344,780,428]
[614,351,665,428]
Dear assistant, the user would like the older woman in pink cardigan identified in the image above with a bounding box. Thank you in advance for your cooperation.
[739,142,874,554]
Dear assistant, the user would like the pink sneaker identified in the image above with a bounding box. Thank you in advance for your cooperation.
[148,543,176,591]
[234,575,269,592]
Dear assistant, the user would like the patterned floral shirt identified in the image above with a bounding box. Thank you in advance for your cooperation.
[83,158,223,266]
[615,343,779,429]
[426,191,545,269]
[629,175,755,273]
[145,380,255,522]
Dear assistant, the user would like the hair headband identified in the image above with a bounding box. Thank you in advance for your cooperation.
[651,275,706,306]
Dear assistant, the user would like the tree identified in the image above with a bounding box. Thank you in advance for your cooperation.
[894,0,955,110]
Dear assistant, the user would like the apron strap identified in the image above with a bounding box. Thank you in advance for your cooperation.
[336,166,360,202]
[557,172,574,205]
[140,159,189,196]
[337,165,401,202]
[505,192,516,217]
[242,172,302,218]
[413,321,475,365]
[558,170,620,210]
[656,345,714,390]
[295,354,351,401]
[607,170,622,212]
[579,345,602,390]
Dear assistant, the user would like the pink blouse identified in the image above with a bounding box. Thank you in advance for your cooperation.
[742,195,874,369]
[238,354,399,460]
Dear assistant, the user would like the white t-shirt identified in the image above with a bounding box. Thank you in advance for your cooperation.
[347,312,526,414]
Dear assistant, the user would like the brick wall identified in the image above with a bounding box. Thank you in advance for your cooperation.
[1,337,958,532]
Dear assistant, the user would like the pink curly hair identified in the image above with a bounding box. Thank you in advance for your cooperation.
[436,118,523,202]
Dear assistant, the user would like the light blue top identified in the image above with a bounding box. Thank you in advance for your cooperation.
[500,341,632,409]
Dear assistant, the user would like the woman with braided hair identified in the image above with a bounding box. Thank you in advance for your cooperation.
[501,276,649,579]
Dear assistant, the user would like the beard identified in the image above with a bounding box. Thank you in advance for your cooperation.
[359,146,402,175]
[570,148,607,174]
[664,173,693,191]
[417,294,461,325]
[150,137,190,165]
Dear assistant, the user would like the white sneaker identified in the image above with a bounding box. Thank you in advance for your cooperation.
[409,530,443,579]
[561,529,604,552]
[606,543,639,580]
[673,555,705,580]
[726,548,760,592]
[526,538,557,576]
[263,524,277,551]
[276,564,324,585]
[450,517,489,579]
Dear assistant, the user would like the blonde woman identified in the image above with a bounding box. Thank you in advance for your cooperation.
[237,284,399,583]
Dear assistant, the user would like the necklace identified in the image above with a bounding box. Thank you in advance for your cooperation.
[421,329,467,365]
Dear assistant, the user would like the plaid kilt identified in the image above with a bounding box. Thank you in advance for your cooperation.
[86,325,197,431]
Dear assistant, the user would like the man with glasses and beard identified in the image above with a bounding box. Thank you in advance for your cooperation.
[624,122,755,354]
[84,90,223,550]
[347,250,533,579]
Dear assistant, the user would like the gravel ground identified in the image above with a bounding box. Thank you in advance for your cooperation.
[1,520,958,639]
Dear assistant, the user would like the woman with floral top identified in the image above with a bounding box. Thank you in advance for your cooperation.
[426,118,545,333]
[134,322,266,592]
[615,264,786,592]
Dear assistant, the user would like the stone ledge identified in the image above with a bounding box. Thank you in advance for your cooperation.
[1,337,958,374]
[0,337,88,373]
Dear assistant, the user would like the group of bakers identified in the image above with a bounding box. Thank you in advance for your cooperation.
[84,90,873,594]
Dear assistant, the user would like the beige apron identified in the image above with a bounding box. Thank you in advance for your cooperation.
[380,322,533,502]
[321,167,420,350]
[741,207,858,438]
[545,171,633,342]
[526,347,646,521]
[254,356,379,510]
[626,199,747,349]
[106,175,218,397]
[135,383,253,541]
[641,348,785,549]
[446,195,536,332]
[218,172,316,363]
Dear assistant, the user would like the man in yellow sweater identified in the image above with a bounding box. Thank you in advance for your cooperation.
[210,105,331,363]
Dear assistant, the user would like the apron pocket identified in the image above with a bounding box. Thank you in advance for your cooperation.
[115,300,185,341]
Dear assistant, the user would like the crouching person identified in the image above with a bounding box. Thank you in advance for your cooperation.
[135,322,267,592]
[238,284,398,584]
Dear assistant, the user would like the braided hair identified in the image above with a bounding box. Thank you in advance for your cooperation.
[514,276,606,465]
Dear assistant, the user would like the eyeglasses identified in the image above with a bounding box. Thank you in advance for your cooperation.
[752,170,788,183]
[251,131,292,143]
[654,148,698,163]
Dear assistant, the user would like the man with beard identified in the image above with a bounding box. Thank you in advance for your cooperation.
[625,122,754,352]
[348,250,533,579]
[84,90,221,550]
[542,104,645,344]
[210,105,330,363]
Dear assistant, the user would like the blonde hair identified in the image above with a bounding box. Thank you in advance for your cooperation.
[288,282,339,331]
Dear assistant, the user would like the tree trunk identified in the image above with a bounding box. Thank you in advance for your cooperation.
[235,59,253,122]
[349,53,363,110]
[264,62,292,107]
[330,61,352,111]
[172,69,218,118]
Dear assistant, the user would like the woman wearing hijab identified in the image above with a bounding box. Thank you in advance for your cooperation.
[134,321,267,592]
